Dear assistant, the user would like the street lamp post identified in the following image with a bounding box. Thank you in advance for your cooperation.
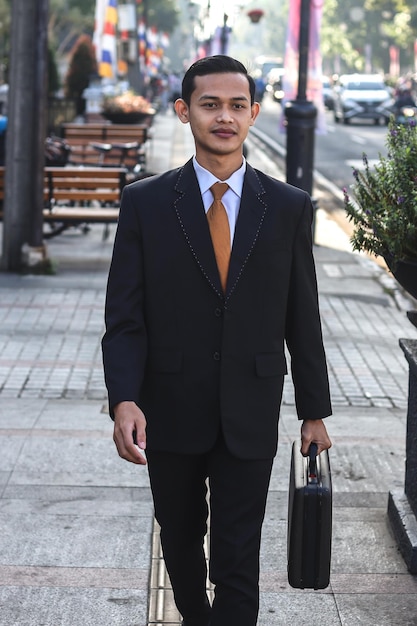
[118,0,143,94]
[220,13,229,55]
[284,0,317,196]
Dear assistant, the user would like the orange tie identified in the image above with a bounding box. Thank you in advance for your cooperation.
[207,182,230,293]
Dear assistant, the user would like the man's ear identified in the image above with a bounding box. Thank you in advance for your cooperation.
[174,98,190,124]
[250,101,260,125]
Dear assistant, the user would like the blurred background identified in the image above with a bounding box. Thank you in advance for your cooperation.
[2,0,417,271]
[0,0,417,120]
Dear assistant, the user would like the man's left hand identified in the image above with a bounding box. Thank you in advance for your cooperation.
[300,419,332,456]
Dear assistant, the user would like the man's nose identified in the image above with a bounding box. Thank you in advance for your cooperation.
[217,107,234,121]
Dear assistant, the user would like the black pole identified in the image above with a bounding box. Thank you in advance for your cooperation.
[1,0,49,271]
[297,0,309,101]
[220,14,228,54]
[128,0,144,95]
[32,0,49,247]
[285,0,317,196]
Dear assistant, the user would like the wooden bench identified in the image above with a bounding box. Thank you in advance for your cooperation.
[60,122,151,171]
[0,166,126,239]
[43,166,126,238]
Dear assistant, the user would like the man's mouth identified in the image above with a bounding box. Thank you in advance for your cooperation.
[212,128,236,138]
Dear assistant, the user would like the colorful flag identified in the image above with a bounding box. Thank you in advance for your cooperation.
[138,17,147,72]
[93,0,106,64]
[93,0,118,79]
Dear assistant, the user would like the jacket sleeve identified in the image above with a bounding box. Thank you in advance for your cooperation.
[101,185,148,418]
[285,192,332,421]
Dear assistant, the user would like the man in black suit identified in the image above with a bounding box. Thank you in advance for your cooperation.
[102,55,332,626]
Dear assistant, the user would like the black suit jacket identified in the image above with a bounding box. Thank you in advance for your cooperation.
[102,159,332,459]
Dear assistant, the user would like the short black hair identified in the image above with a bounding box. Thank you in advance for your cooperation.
[181,55,256,106]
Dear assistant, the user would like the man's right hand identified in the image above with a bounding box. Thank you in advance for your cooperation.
[113,401,147,465]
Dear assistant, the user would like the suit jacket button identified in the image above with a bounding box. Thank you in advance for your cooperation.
[213,351,221,361]
[214,307,223,317]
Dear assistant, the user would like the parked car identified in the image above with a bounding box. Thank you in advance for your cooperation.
[255,55,283,81]
[265,67,285,102]
[322,76,334,110]
[333,74,394,125]
[251,70,267,102]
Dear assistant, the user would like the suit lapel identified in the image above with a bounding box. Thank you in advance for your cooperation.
[227,165,267,299]
[173,160,223,295]
[173,160,267,300]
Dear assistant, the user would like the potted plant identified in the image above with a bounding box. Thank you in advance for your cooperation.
[344,117,417,299]
[101,91,155,125]
[247,8,264,23]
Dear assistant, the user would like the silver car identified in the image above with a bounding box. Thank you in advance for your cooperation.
[333,74,394,125]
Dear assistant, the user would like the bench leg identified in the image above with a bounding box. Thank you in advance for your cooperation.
[102,223,111,241]
[43,222,70,239]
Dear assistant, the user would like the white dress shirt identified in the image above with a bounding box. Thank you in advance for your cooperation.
[193,156,246,245]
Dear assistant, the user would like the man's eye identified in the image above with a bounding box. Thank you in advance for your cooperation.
[203,102,217,108]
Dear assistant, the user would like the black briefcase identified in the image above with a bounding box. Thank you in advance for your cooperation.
[287,441,332,589]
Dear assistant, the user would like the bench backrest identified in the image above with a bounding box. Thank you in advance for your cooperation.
[61,123,149,145]
[0,166,126,207]
[44,167,126,208]
[60,123,150,168]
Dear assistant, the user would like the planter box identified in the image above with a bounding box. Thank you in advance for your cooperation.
[102,111,154,126]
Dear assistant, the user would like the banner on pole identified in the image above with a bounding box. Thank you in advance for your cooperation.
[93,0,118,79]
[281,0,326,133]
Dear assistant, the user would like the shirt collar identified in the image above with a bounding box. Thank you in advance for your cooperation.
[193,156,246,198]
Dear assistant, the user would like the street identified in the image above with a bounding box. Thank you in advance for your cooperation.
[255,93,389,193]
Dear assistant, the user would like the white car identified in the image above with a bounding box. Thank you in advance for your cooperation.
[265,68,285,102]
[322,76,334,110]
[333,74,394,125]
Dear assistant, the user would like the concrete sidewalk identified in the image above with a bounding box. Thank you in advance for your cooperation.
[0,110,417,625]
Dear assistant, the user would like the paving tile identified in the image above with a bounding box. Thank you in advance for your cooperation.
[0,586,148,626]
[0,511,152,568]
[335,593,417,626]
[258,591,341,625]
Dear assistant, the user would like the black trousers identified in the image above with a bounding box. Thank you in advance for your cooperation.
[146,431,274,626]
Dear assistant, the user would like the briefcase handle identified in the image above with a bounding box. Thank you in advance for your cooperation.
[308,442,318,483]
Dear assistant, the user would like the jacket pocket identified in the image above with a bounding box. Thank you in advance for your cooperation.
[255,352,287,377]
[150,350,183,373]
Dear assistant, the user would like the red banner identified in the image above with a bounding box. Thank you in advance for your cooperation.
[281,0,325,133]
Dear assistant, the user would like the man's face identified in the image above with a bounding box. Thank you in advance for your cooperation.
[176,72,259,162]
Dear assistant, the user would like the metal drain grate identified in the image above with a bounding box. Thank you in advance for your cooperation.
[147,518,213,625]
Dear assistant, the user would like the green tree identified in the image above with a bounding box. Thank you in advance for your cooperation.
[49,0,95,58]
[64,33,97,114]
[321,0,363,74]
[143,0,179,34]
[366,0,416,69]
[0,0,11,82]
[48,45,60,94]
[48,0,179,54]
[70,0,95,11]
[320,0,417,75]
[228,0,288,63]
